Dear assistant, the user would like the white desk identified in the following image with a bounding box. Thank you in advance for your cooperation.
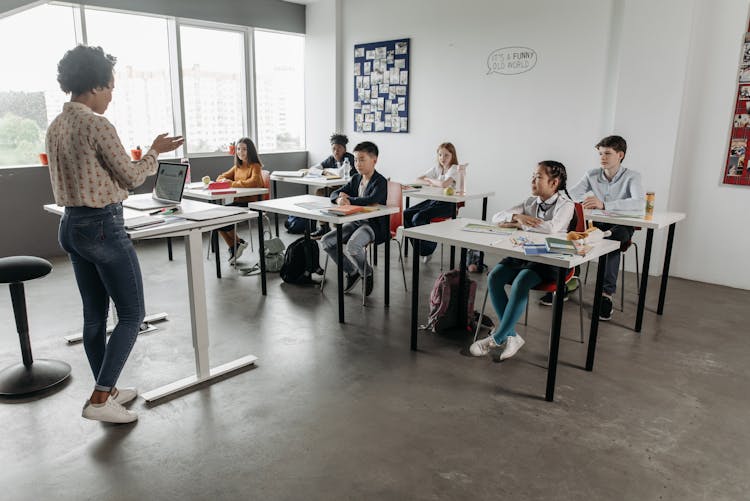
[403,218,620,402]
[401,186,496,267]
[248,195,399,324]
[44,198,263,402]
[269,173,347,235]
[183,186,269,278]
[585,210,686,332]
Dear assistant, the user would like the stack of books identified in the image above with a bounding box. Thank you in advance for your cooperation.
[523,237,591,256]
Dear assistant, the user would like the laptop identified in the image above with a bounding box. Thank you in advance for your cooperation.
[123,161,188,210]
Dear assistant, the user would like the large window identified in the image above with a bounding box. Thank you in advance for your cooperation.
[85,8,175,153]
[254,30,305,152]
[0,4,78,166]
[180,26,245,154]
[0,3,305,167]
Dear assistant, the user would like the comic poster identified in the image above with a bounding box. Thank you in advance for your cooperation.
[723,32,750,186]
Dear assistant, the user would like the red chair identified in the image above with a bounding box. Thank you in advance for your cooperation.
[245,169,273,252]
[387,181,408,291]
[473,202,585,344]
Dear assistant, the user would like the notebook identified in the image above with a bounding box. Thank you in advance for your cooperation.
[179,206,248,221]
[123,161,188,210]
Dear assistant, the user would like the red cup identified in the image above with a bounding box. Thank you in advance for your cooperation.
[39,153,48,165]
[131,149,142,161]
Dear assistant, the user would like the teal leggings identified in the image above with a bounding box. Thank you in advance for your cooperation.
[487,263,542,344]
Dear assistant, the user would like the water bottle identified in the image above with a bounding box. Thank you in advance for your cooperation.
[181,157,191,185]
[456,164,467,194]
[342,157,351,181]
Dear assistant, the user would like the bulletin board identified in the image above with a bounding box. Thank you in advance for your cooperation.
[722,24,750,186]
[353,38,409,133]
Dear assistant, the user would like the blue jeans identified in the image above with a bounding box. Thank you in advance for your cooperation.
[320,221,375,277]
[487,263,542,344]
[404,200,455,256]
[59,203,145,392]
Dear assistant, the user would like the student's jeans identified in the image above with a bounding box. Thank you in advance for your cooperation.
[593,223,635,296]
[320,221,375,277]
[404,200,455,256]
[487,263,542,344]
[59,203,145,393]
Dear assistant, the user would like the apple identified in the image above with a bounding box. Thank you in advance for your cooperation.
[202,175,211,185]
[443,186,455,196]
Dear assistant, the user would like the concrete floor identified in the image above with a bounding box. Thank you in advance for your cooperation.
[1,234,748,500]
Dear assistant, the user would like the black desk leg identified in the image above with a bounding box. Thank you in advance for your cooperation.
[586,254,608,371]
[213,230,222,279]
[404,196,410,258]
[458,248,468,329]
[167,237,173,261]
[635,228,654,332]
[273,180,279,236]
[482,197,488,220]
[545,268,567,402]
[336,224,345,323]
[657,223,676,315]
[384,240,390,307]
[256,210,267,295]
[411,239,420,350]
[449,206,457,269]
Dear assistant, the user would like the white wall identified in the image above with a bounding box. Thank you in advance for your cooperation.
[670,0,750,290]
[305,0,750,289]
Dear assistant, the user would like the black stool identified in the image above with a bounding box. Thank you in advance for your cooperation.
[0,256,71,395]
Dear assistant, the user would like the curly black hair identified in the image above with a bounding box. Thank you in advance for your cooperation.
[57,45,116,95]
[329,133,349,147]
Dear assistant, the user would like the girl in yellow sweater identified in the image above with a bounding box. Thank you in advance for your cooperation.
[216,137,264,263]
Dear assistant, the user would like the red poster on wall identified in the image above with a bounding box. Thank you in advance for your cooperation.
[723,30,750,186]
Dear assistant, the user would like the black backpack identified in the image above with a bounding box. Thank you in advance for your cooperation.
[280,237,323,284]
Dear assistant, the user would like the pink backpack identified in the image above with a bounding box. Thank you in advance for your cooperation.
[425,270,477,333]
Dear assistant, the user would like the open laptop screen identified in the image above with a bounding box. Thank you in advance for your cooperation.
[154,161,187,203]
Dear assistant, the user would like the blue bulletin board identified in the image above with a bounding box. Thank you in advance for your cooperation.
[353,38,409,133]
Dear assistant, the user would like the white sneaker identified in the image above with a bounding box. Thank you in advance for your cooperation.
[112,387,138,405]
[234,240,249,262]
[469,335,500,356]
[82,396,138,424]
[500,334,525,360]
[422,254,432,264]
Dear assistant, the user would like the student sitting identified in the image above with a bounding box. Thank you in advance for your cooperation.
[216,137,265,264]
[319,141,388,296]
[311,133,357,239]
[404,142,461,263]
[470,161,574,361]
[564,135,644,321]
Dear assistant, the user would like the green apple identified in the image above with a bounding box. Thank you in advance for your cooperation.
[202,176,211,185]
[443,186,455,196]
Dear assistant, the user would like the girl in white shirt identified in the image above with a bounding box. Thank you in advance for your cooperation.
[404,142,461,262]
[470,160,575,361]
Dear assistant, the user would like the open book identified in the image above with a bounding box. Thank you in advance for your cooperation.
[325,205,366,216]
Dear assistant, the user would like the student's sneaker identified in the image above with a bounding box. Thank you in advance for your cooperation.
[227,246,236,264]
[82,396,138,424]
[234,240,249,261]
[310,225,330,240]
[469,335,501,357]
[500,334,525,360]
[539,291,569,306]
[344,272,361,293]
[112,387,138,406]
[599,295,613,321]
[365,273,374,296]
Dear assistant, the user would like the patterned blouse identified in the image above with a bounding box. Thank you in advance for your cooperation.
[45,101,159,208]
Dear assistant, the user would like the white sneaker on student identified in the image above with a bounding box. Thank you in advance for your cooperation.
[234,240,249,262]
[112,387,138,405]
[469,335,501,356]
[500,334,525,360]
[82,396,138,424]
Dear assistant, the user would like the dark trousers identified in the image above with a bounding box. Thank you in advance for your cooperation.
[594,222,635,295]
[404,200,455,256]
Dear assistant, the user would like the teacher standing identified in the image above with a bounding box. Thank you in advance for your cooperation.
[46,45,183,423]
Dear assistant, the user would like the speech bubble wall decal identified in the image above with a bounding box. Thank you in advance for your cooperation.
[487,47,538,75]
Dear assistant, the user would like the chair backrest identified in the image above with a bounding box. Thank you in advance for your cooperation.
[386,180,403,234]
[261,170,271,200]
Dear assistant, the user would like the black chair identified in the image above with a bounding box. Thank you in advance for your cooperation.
[0,256,71,395]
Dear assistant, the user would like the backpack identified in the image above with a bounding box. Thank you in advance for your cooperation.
[263,234,286,272]
[280,236,323,284]
[424,269,477,333]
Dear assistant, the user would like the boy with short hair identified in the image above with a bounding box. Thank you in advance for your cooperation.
[563,135,644,320]
[320,141,388,296]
